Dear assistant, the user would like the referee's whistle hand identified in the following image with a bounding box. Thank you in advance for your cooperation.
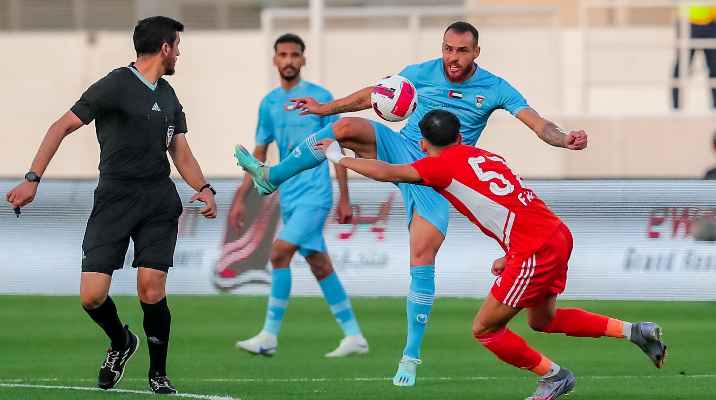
[190,191,217,219]
[5,181,38,208]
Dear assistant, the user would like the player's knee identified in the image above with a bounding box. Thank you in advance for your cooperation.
[410,245,438,266]
[270,250,292,268]
[138,285,166,304]
[80,291,107,310]
[310,261,334,280]
[472,319,502,339]
[332,118,360,142]
[528,318,550,332]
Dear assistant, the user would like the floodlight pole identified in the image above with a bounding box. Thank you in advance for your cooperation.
[310,0,325,84]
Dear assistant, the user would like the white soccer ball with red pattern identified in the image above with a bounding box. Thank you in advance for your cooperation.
[371,75,418,122]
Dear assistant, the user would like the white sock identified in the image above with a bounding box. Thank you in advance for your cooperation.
[623,322,633,340]
[543,362,561,379]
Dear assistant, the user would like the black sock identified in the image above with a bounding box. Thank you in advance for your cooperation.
[83,296,127,350]
[141,298,171,377]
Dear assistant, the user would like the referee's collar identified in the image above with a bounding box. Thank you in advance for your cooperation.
[127,63,158,91]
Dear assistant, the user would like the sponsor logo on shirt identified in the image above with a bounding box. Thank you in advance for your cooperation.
[152,102,162,112]
[166,125,175,148]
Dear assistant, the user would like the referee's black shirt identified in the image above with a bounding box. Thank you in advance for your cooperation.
[71,63,188,182]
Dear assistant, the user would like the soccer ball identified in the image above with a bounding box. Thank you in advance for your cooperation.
[371,75,418,122]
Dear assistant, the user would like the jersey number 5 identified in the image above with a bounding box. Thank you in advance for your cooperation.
[467,156,520,196]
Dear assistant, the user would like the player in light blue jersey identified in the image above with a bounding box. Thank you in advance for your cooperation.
[231,34,368,358]
[235,22,587,384]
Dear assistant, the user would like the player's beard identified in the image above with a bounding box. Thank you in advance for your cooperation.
[280,66,299,82]
[445,62,474,82]
[163,57,177,76]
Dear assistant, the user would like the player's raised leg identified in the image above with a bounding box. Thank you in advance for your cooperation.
[235,117,377,194]
[80,272,139,390]
[393,213,444,387]
[137,267,176,394]
[528,295,667,368]
[237,240,296,356]
[474,295,576,400]
[305,251,368,357]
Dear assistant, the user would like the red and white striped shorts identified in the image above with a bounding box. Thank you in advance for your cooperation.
[491,223,573,309]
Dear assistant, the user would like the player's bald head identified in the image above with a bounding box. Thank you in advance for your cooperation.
[444,21,479,47]
[420,110,461,147]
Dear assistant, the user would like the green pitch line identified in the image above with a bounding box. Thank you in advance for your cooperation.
[0,296,714,400]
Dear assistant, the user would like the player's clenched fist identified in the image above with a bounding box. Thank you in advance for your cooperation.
[491,256,506,276]
[564,130,588,150]
[5,181,38,208]
[190,189,217,219]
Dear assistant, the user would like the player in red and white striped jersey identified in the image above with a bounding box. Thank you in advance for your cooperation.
[317,110,667,400]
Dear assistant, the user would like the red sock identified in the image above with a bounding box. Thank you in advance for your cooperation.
[475,328,548,374]
[541,308,624,338]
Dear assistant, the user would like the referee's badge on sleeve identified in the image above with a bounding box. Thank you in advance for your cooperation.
[166,125,175,148]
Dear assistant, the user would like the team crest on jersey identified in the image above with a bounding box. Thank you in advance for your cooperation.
[284,102,297,111]
[475,95,486,108]
[166,125,175,148]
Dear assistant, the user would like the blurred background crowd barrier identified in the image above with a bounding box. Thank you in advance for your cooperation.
[1,0,716,179]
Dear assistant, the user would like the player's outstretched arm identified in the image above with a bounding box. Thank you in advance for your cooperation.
[168,134,217,219]
[317,140,421,184]
[5,111,84,209]
[292,87,373,116]
[516,108,588,150]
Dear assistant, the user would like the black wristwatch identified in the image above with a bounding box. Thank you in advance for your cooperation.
[24,171,41,183]
[199,183,216,195]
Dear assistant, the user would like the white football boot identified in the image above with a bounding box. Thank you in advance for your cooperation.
[393,355,421,386]
[325,335,369,358]
[236,331,278,356]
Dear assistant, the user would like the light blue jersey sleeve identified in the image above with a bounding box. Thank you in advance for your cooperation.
[255,97,274,145]
[497,78,529,116]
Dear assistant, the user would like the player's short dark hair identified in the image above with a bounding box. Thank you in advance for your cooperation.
[444,21,479,46]
[133,16,184,56]
[274,33,305,53]
[420,110,461,147]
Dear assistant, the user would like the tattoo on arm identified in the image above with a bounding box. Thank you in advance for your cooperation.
[327,87,373,114]
[331,98,365,114]
[540,122,567,148]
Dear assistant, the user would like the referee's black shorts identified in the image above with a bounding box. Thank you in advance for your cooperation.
[81,178,183,275]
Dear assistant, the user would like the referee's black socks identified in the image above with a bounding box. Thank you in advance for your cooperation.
[141,297,171,377]
[83,296,128,350]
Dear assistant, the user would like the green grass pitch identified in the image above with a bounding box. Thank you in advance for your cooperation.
[1,296,713,399]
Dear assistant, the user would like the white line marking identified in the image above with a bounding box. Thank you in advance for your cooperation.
[0,375,713,385]
[0,383,238,400]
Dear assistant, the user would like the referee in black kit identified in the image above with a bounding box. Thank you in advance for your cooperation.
[5,17,216,394]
